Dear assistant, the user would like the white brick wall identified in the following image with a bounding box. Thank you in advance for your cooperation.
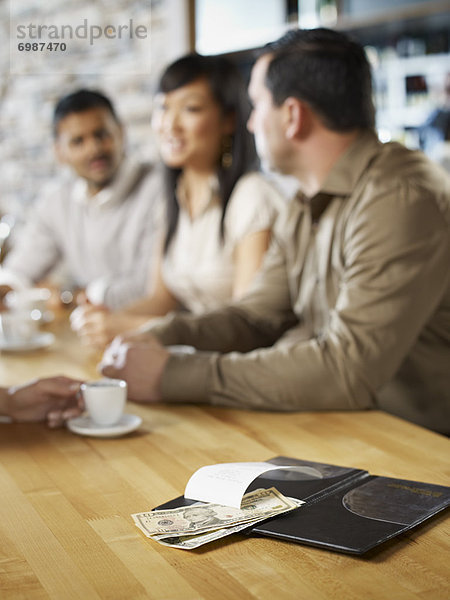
[1,0,188,226]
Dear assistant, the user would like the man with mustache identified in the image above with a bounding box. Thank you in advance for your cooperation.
[0,89,162,309]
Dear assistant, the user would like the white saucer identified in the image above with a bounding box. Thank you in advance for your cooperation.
[66,413,143,438]
[0,332,55,352]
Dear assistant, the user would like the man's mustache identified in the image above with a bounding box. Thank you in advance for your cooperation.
[87,154,111,165]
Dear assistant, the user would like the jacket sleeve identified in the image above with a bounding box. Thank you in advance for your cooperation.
[159,181,450,412]
[147,234,298,352]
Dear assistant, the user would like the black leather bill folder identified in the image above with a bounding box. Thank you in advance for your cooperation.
[246,456,450,554]
[157,456,450,555]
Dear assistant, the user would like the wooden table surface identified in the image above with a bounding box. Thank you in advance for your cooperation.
[0,314,449,599]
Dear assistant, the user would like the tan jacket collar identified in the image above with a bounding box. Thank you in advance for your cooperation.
[294,130,381,222]
[320,130,381,197]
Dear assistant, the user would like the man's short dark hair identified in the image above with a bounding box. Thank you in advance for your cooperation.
[262,28,375,131]
[53,89,120,136]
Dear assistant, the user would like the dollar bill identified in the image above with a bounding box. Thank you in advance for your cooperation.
[132,487,297,538]
[153,497,305,550]
[132,488,303,549]
[154,519,261,550]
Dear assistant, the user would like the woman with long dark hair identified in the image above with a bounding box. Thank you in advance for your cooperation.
[71,53,285,348]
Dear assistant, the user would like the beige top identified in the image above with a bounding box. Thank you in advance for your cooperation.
[161,172,285,313]
[1,160,163,309]
[147,131,450,434]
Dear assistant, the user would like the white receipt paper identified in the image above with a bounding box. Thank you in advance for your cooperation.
[184,461,321,508]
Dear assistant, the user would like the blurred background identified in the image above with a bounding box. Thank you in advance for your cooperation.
[1,0,449,258]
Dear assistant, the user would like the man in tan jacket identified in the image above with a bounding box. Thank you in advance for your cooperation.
[101,28,450,434]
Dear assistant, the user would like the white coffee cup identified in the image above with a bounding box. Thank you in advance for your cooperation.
[80,378,127,426]
[5,288,51,321]
[0,310,39,343]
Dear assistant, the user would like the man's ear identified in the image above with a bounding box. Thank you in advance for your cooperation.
[117,122,125,142]
[54,139,66,164]
[283,97,304,140]
[118,123,126,150]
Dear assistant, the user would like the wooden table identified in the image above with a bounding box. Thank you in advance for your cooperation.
[1,314,449,599]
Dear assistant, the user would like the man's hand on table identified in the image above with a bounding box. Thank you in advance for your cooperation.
[100,335,170,402]
[2,376,83,427]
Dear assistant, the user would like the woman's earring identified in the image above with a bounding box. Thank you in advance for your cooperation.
[221,136,233,169]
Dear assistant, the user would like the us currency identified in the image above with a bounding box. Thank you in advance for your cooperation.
[132,487,297,538]
[154,519,264,550]
[132,488,303,549]
[153,497,304,550]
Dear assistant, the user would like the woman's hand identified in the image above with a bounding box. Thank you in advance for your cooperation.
[70,303,115,349]
[71,304,152,349]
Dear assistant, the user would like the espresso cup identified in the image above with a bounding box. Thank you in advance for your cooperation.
[5,288,51,321]
[80,378,127,426]
[0,310,39,343]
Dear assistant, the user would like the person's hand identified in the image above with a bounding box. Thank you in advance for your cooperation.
[75,290,88,305]
[5,376,83,427]
[71,302,153,350]
[99,336,169,402]
[70,303,114,349]
[118,325,157,344]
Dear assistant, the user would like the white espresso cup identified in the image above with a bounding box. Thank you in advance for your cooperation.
[81,378,127,427]
[5,288,51,320]
[0,310,39,343]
